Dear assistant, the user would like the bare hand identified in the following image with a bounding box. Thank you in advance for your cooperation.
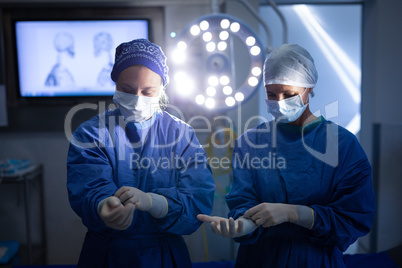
[99,196,135,230]
[197,214,245,238]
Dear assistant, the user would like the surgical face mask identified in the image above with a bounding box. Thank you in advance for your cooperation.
[113,90,160,123]
[265,88,308,123]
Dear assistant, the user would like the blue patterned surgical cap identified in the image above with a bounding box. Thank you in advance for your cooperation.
[263,44,318,88]
[111,39,169,87]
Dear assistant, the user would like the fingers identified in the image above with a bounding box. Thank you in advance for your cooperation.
[103,205,124,224]
[244,204,261,219]
[104,203,135,230]
[114,186,130,198]
[197,214,216,223]
[220,219,229,236]
[106,196,121,208]
[251,211,262,222]
[211,222,220,235]
[237,218,244,234]
[229,217,236,236]
[119,190,135,205]
[118,203,135,230]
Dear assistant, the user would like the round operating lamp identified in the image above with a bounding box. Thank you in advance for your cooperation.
[170,13,265,112]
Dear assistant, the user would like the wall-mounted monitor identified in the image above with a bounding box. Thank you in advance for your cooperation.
[0,5,163,131]
[1,5,163,109]
[15,20,149,98]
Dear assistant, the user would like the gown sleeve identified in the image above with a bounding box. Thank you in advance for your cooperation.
[150,125,216,235]
[67,119,118,232]
[309,133,376,251]
[225,136,264,244]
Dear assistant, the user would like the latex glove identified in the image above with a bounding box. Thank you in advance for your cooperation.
[243,203,295,228]
[243,203,314,229]
[98,196,135,230]
[115,186,152,211]
[197,214,257,238]
[115,186,168,218]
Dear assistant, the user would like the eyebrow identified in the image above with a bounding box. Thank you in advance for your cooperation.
[119,83,157,90]
[266,90,296,94]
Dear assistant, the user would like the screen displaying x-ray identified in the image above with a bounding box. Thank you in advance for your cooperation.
[15,20,149,97]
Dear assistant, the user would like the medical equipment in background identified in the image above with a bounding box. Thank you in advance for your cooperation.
[168,0,287,116]
[168,0,287,262]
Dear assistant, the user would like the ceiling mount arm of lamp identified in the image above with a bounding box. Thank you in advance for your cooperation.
[266,0,288,44]
[211,0,220,13]
[231,0,273,53]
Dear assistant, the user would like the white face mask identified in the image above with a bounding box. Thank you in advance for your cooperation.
[265,88,308,123]
[113,90,160,123]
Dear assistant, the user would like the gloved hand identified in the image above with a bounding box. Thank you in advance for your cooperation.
[115,186,152,211]
[98,196,135,230]
[115,186,168,218]
[243,203,314,229]
[243,203,292,228]
[197,215,257,238]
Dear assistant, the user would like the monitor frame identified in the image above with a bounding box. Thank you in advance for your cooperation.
[2,5,164,108]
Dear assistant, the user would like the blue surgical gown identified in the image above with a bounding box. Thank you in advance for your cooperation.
[67,109,215,268]
[226,116,375,268]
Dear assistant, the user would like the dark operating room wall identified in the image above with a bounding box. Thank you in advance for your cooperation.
[359,0,402,253]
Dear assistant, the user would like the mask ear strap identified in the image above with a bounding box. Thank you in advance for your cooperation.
[303,87,310,106]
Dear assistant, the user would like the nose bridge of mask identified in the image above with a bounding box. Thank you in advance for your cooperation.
[279,87,308,106]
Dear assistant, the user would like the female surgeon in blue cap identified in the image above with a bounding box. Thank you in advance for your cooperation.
[67,39,215,267]
[198,44,375,267]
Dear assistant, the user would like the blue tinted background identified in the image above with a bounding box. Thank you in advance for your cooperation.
[258,5,362,135]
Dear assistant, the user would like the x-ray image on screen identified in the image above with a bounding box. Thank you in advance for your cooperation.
[45,32,76,87]
[15,20,148,97]
[93,32,114,88]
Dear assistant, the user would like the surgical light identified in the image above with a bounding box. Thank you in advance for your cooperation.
[177,41,187,50]
[225,97,236,107]
[200,20,209,31]
[190,25,200,35]
[223,86,233,95]
[172,49,186,64]
[217,41,227,51]
[175,71,194,96]
[206,87,216,96]
[206,42,216,52]
[248,76,258,87]
[250,46,261,56]
[172,13,265,111]
[246,36,256,46]
[195,94,205,105]
[203,32,213,42]
[235,92,245,102]
[219,75,230,85]
[205,98,215,109]
[219,31,229,40]
[220,19,230,29]
[230,22,240,33]
[251,67,262,76]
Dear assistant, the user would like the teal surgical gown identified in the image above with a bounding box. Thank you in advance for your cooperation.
[67,110,215,268]
[226,116,375,268]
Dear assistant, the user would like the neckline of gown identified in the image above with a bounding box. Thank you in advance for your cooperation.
[276,116,326,134]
